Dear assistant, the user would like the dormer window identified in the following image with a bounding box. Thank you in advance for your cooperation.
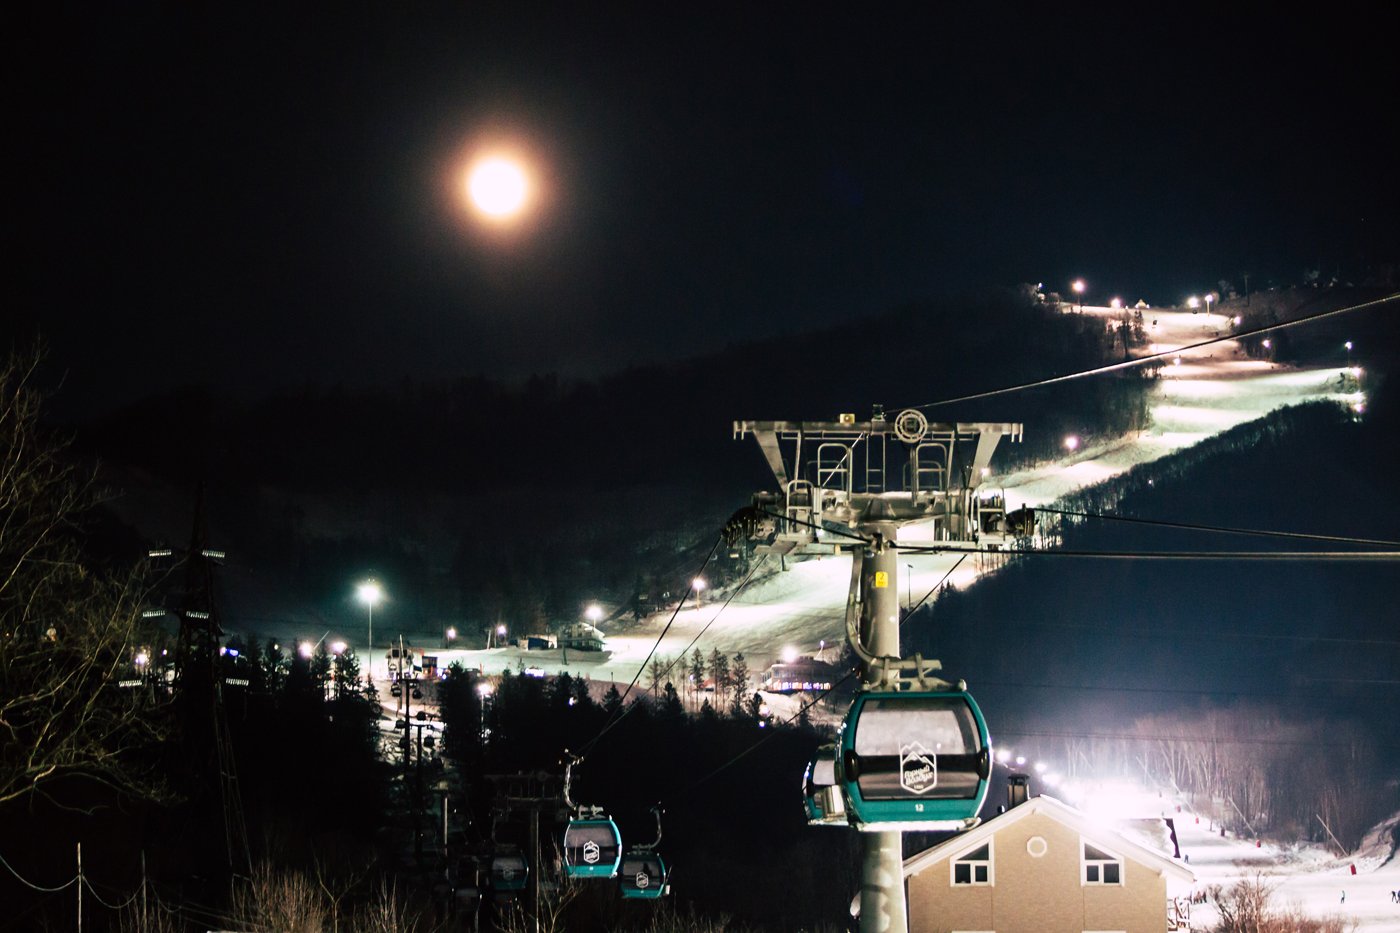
[1082,841,1123,885]
[951,841,992,885]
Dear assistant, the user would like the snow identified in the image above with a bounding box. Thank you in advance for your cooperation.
[1053,779,1400,930]
[351,305,1365,696]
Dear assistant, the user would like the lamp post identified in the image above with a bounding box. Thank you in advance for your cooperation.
[1071,279,1086,311]
[691,577,706,610]
[357,580,382,684]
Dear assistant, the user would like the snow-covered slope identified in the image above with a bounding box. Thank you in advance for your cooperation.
[587,306,1364,683]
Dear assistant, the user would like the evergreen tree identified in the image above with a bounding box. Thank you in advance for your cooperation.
[707,649,730,702]
[729,652,750,716]
[603,683,623,714]
[688,647,706,712]
[647,655,668,697]
[570,674,593,709]
[334,648,362,698]
[310,642,333,700]
[262,638,286,691]
[661,682,684,720]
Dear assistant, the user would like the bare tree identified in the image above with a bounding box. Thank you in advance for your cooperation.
[0,347,168,807]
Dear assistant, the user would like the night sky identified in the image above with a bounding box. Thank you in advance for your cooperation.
[14,3,1399,414]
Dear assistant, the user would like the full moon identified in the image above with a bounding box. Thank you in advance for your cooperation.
[467,158,528,218]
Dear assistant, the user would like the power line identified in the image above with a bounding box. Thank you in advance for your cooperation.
[1036,506,1400,549]
[0,847,78,893]
[899,291,1400,411]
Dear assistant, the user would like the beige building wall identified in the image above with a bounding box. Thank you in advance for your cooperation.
[907,811,1170,933]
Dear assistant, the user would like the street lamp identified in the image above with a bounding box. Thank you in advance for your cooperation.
[691,577,706,610]
[1064,434,1080,452]
[1186,296,1200,311]
[357,580,383,683]
[1204,293,1215,315]
[493,623,507,649]
[1071,279,1086,310]
[585,604,604,624]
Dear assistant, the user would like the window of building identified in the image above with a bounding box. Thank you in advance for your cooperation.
[950,841,993,886]
[1082,841,1123,885]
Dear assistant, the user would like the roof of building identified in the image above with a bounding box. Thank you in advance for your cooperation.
[902,794,1195,885]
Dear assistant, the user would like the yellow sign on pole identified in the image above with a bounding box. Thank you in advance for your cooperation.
[873,571,889,589]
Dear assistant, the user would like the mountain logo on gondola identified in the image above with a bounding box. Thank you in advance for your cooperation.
[899,742,938,794]
[635,871,651,889]
[583,840,600,864]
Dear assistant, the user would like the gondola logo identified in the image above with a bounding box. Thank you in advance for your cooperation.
[900,742,938,794]
[583,840,600,864]
[635,871,651,889]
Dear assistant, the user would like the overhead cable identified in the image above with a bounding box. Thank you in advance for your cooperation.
[900,291,1400,411]
[1037,506,1400,548]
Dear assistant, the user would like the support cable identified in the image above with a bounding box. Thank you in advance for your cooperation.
[655,554,770,687]
[669,556,964,801]
[577,535,723,756]
[898,291,1400,411]
[896,545,1400,561]
[0,848,78,892]
[1035,506,1400,549]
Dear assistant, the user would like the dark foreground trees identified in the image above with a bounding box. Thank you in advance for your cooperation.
[0,347,168,807]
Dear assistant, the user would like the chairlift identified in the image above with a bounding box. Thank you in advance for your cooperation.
[390,683,402,698]
[562,809,622,879]
[560,752,622,879]
[836,689,991,832]
[619,807,670,900]
[412,686,423,700]
[490,847,528,893]
[802,743,848,826]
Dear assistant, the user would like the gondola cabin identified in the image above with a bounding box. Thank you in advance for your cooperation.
[836,690,991,832]
[562,817,622,878]
[618,851,669,899]
[803,743,848,826]
[490,849,528,892]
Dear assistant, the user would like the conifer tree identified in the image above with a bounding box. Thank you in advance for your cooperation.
[729,652,750,716]
[688,647,706,711]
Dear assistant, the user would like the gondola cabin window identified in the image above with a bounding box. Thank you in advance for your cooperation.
[1082,841,1123,885]
[852,696,982,799]
[950,841,992,886]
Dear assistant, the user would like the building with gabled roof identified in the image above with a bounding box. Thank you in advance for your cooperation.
[888,794,1195,932]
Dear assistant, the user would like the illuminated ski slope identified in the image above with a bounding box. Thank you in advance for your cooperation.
[582,305,1365,686]
[1042,778,1400,931]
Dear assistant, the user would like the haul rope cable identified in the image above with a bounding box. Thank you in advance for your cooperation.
[667,556,965,800]
[896,545,1400,561]
[654,553,771,688]
[582,548,770,754]
[898,291,1400,411]
[1034,506,1400,548]
[578,535,723,755]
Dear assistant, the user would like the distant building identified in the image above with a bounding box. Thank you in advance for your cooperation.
[890,794,1194,932]
[759,656,838,694]
[559,621,606,652]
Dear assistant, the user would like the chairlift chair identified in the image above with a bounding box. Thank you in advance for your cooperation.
[836,688,991,832]
[490,847,528,893]
[562,811,622,878]
[618,806,670,900]
[559,753,622,879]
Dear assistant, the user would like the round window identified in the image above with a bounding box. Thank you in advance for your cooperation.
[1026,836,1048,858]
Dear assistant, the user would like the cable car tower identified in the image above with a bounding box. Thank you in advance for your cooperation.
[734,409,1021,933]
